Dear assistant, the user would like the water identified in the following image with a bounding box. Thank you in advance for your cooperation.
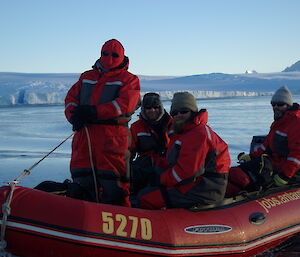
[0,95,300,257]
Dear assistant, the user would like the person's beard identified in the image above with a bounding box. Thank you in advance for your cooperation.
[173,119,187,133]
[273,109,285,121]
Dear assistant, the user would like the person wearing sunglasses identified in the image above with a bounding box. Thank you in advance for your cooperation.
[129,93,172,196]
[137,92,230,209]
[227,86,300,197]
[65,39,140,206]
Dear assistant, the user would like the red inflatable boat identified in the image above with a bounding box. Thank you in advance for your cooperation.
[1,185,300,257]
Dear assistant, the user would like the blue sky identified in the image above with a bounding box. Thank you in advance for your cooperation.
[1,0,299,76]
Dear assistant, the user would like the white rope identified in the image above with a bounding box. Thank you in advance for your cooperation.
[84,126,99,203]
[0,133,74,252]
[0,182,16,251]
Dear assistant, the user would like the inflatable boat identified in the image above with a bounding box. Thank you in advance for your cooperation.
[1,184,300,257]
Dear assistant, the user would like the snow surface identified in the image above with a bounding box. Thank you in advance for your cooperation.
[0,71,300,105]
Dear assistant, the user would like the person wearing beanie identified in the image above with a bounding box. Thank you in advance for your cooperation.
[271,86,293,120]
[129,92,173,196]
[227,86,300,197]
[65,39,140,206]
[137,92,230,209]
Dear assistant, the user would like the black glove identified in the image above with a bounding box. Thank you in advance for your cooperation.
[70,114,85,131]
[70,105,97,131]
[76,105,97,122]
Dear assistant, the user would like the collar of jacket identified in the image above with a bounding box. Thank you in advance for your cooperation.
[92,56,129,74]
[192,109,208,125]
[140,107,166,123]
[140,111,172,128]
[179,109,208,133]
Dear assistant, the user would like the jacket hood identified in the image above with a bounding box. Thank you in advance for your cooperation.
[100,39,125,70]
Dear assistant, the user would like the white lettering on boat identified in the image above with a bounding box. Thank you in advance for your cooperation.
[101,211,152,240]
[256,189,300,213]
[184,225,232,234]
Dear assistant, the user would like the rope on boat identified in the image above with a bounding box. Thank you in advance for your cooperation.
[0,133,74,252]
[84,126,99,203]
[0,181,17,252]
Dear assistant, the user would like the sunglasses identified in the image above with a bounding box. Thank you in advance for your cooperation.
[145,106,160,110]
[171,110,190,116]
[102,51,119,58]
[271,102,286,107]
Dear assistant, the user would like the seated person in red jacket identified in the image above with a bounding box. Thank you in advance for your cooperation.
[137,92,230,209]
[227,86,300,197]
[130,93,172,195]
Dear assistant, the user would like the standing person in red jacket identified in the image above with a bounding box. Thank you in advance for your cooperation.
[137,92,230,209]
[65,39,140,206]
[227,86,300,196]
[130,92,172,195]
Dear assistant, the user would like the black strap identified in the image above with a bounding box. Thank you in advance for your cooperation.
[72,170,129,182]
[204,173,228,179]
[98,173,129,182]
[90,119,128,127]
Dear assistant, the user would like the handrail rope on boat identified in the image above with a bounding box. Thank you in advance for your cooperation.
[0,132,74,252]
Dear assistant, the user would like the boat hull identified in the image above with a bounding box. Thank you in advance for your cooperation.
[1,185,300,257]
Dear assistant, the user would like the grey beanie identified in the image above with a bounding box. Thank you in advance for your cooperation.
[170,92,198,114]
[271,86,293,106]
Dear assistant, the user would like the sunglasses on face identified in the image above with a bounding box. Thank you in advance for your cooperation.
[102,51,119,58]
[271,102,286,107]
[171,110,190,116]
[145,106,160,110]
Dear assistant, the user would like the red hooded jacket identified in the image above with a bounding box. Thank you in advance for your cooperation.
[130,112,172,163]
[160,110,230,195]
[251,104,300,179]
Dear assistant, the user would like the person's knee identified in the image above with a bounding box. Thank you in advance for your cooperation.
[137,187,166,209]
[226,166,251,197]
[229,166,251,188]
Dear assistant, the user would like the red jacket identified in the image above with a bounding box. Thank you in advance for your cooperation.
[65,68,140,123]
[160,110,230,194]
[251,104,300,179]
[65,62,140,175]
[130,112,172,163]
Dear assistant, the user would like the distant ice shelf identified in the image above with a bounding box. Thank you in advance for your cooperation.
[1,71,299,106]
[0,90,273,106]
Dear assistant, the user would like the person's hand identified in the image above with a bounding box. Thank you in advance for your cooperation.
[75,105,97,122]
[237,152,251,163]
[70,114,85,131]
[273,174,288,187]
[70,105,97,131]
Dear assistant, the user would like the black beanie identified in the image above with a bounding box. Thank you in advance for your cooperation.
[141,92,164,121]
